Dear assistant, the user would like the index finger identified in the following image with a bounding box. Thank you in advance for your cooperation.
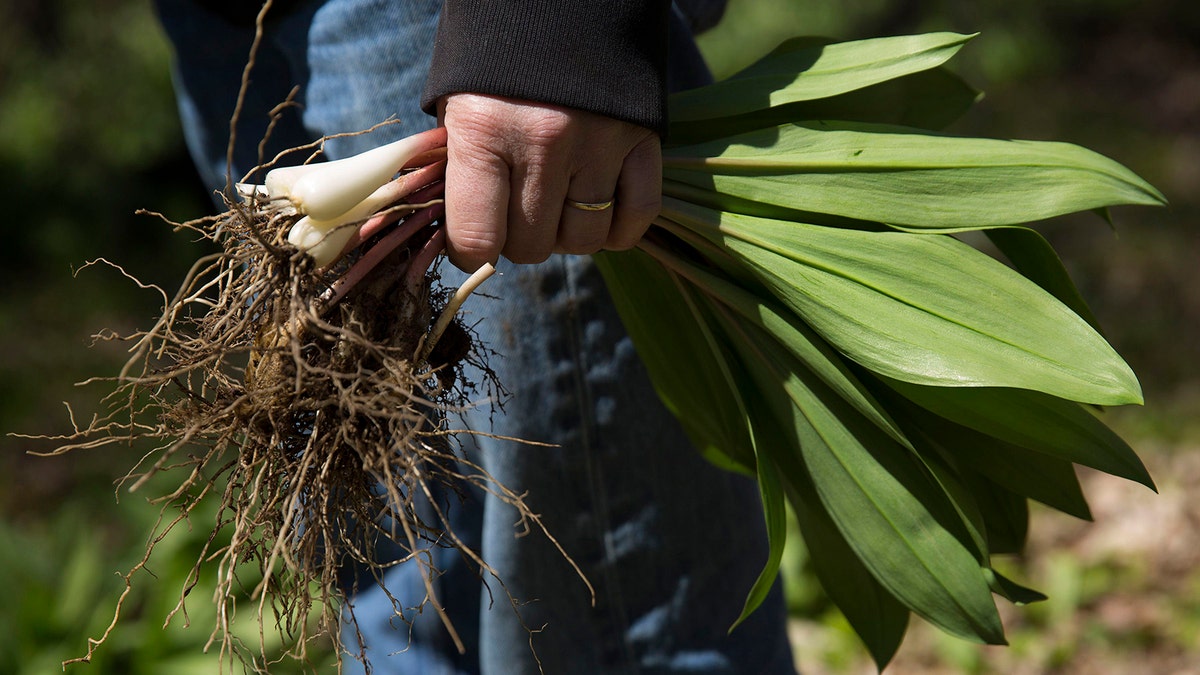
[443,127,511,272]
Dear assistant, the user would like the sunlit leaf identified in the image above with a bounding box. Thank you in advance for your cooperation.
[639,233,910,448]
[662,200,1143,404]
[664,121,1166,230]
[595,29,1165,668]
[669,33,975,123]
[985,227,1105,332]
[716,311,1005,644]
[669,66,981,145]
[884,380,1154,489]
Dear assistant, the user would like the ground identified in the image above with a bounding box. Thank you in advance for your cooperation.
[787,437,1200,674]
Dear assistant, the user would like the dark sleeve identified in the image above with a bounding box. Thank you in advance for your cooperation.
[420,0,671,136]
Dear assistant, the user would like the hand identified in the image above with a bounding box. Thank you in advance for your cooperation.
[439,93,662,271]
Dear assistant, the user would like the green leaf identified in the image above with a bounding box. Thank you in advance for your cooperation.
[671,282,791,629]
[909,442,991,563]
[664,201,1143,405]
[589,29,1164,670]
[785,465,911,669]
[965,475,1030,555]
[886,226,1103,336]
[985,568,1048,606]
[638,233,911,449]
[669,66,981,145]
[885,380,1155,490]
[593,250,755,474]
[905,402,1094,520]
[660,178,886,232]
[722,332,910,666]
[866,376,1093,520]
[715,309,1005,645]
[663,121,1166,230]
[985,227,1105,333]
[669,32,975,123]
[732,447,789,629]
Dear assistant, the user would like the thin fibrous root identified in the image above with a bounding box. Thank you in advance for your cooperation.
[32,169,561,674]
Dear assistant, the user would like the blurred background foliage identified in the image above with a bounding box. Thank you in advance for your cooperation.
[0,0,1196,672]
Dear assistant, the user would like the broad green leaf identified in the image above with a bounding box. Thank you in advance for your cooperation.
[885,379,1154,490]
[585,29,1165,670]
[910,442,991,563]
[663,237,989,573]
[784,462,911,668]
[638,234,911,449]
[869,376,1093,520]
[593,250,755,474]
[985,227,1104,333]
[669,66,981,146]
[886,226,1105,335]
[669,33,975,123]
[787,479,912,667]
[965,474,1030,555]
[902,399,1093,520]
[663,122,1166,230]
[727,339,910,666]
[662,178,886,232]
[665,201,1143,404]
[670,281,790,628]
[716,309,1005,645]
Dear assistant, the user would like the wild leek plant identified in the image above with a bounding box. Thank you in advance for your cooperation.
[35,121,528,670]
[597,32,1164,667]
[36,31,1163,673]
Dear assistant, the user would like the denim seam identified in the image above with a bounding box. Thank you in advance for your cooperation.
[563,258,639,673]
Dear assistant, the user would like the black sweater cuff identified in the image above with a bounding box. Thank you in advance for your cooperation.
[420,0,671,136]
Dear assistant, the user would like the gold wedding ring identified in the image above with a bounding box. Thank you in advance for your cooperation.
[565,198,615,212]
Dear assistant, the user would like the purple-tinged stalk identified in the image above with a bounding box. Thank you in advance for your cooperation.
[322,200,445,308]
[265,126,447,220]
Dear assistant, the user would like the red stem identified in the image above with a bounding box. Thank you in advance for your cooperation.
[344,162,446,251]
[322,203,445,309]
[405,227,447,295]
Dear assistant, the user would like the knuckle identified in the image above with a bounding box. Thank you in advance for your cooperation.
[450,131,507,169]
[447,102,507,142]
[521,108,575,147]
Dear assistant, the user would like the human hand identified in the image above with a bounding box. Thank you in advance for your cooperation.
[439,93,662,272]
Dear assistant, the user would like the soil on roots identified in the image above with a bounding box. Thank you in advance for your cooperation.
[40,192,548,672]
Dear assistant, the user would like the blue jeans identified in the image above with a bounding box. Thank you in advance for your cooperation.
[155,2,795,673]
